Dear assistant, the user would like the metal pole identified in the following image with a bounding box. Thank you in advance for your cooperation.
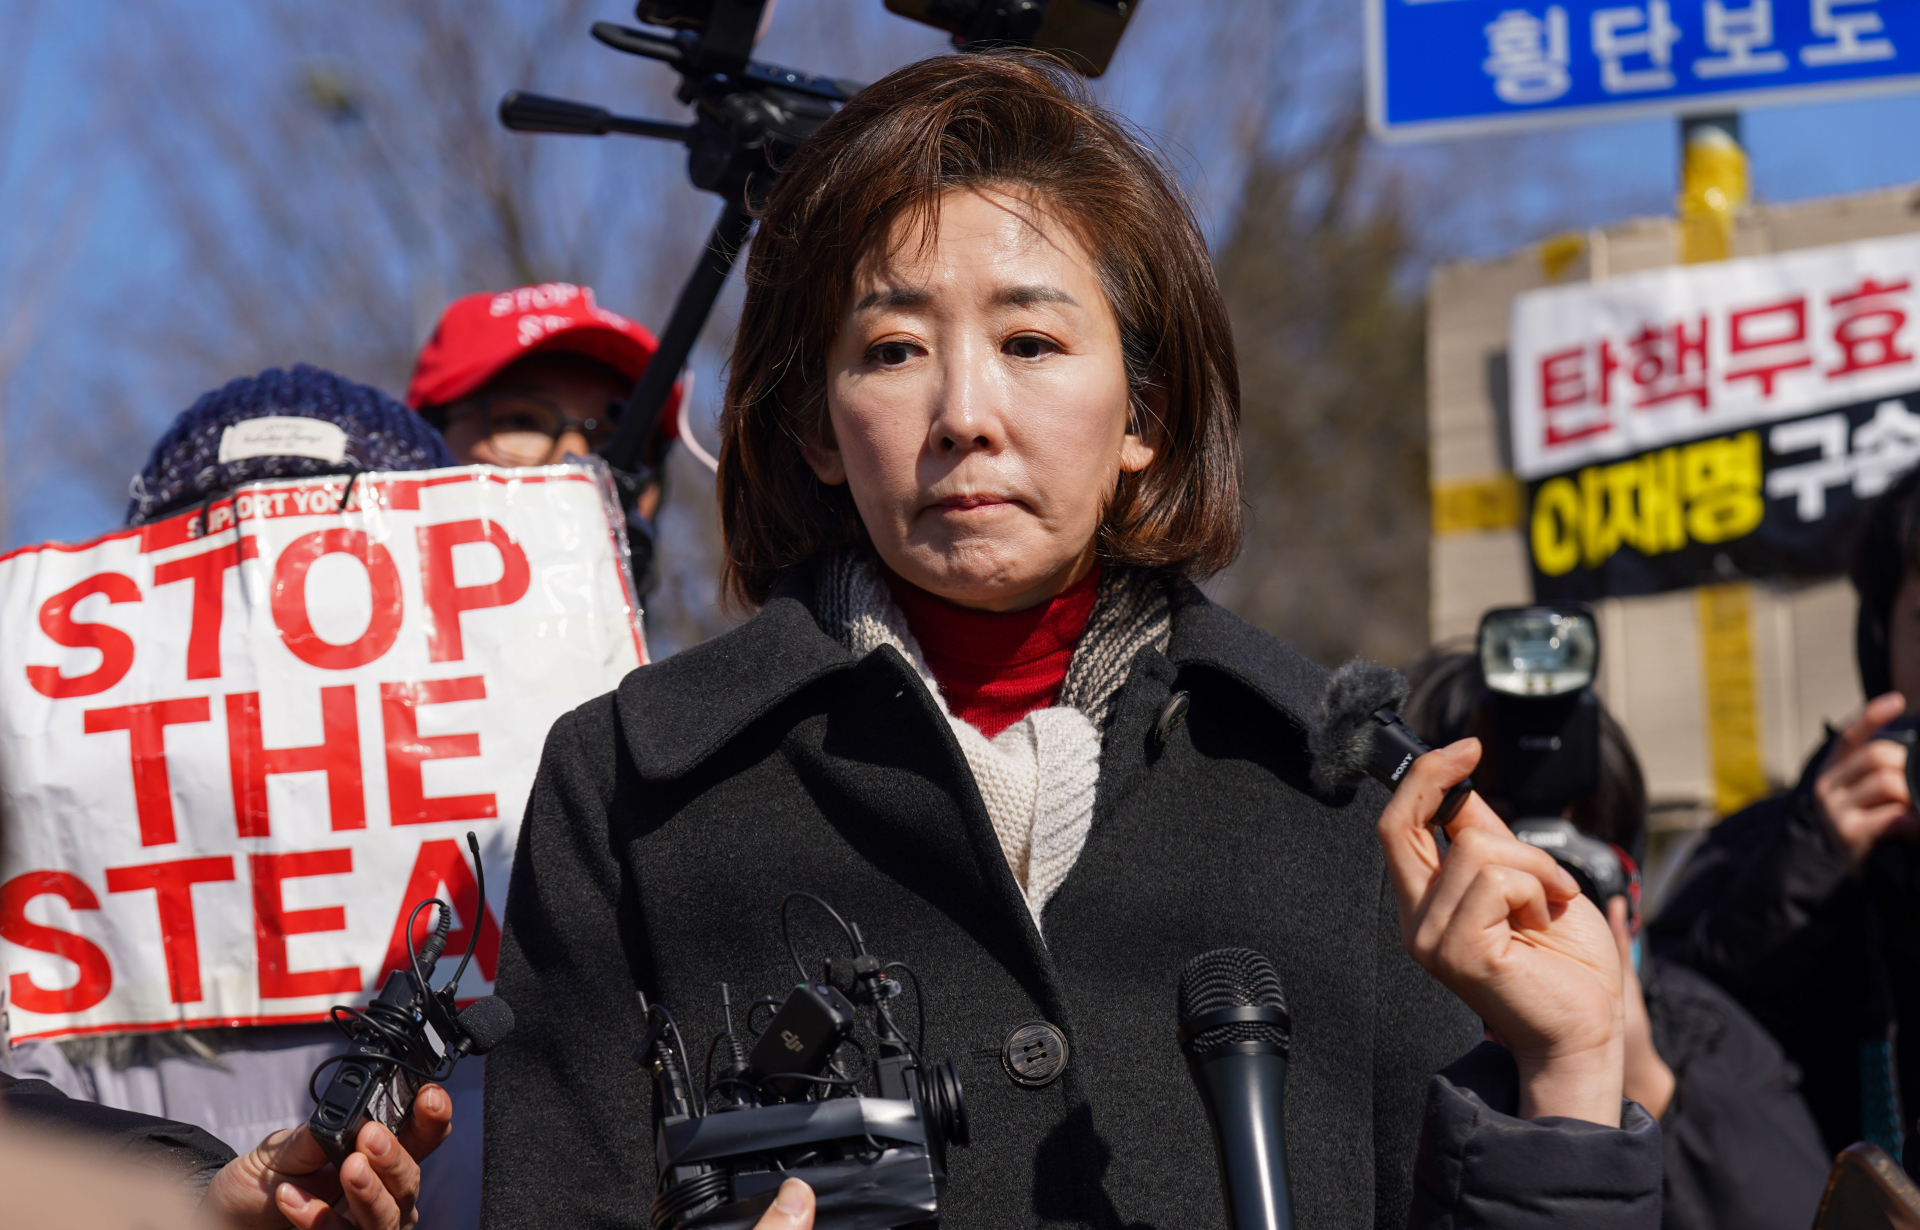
[1676,111,1770,818]
[1678,112,1747,265]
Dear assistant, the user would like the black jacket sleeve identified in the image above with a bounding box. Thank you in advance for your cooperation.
[1644,959,1829,1230]
[483,700,658,1230]
[1370,859,1487,1230]
[1647,745,1879,1153]
[1408,1043,1663,1230]
[1648,745,1859,1008]
[0,1071,235,1196]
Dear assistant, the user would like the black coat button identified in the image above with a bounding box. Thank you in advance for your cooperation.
[1152,691,1191,747]
[1002,1021,1069,1087]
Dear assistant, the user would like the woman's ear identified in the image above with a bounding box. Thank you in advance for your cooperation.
[800,427,848,486]
[1119,385,1166,475]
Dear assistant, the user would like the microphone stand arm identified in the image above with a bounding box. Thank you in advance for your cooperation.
[500,13,855,512]
[598,199,754,498]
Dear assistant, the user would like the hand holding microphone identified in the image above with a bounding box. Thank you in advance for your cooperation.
[1314,660,1625,1127]
[1308,661,1474,845]
[1377,738,1625,1125]
[204,1083,454,1230]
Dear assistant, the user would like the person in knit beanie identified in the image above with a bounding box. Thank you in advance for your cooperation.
[126,364,455,527]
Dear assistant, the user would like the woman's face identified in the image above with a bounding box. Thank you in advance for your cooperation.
[809,187,1155,612]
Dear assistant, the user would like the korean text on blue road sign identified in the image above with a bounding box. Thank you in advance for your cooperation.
[1369,0,1920,141]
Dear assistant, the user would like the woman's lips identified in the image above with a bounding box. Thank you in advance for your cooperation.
[934,493,1017,511]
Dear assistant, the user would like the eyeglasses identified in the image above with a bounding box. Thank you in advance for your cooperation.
[447,392,622,467]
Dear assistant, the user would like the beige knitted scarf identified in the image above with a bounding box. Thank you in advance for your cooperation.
[816,551,1170,931]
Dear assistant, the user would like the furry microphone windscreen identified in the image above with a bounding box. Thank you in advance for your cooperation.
[457,996,517,1055]
[1308,659,1411,794]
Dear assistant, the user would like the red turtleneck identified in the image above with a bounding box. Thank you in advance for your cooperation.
[885,564,1102,739]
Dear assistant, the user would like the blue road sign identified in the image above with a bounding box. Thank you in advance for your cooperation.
[1368,0,1920,141]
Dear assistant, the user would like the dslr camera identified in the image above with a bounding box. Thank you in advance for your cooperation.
[1473,605,1639,917]
[638,893,970,1230]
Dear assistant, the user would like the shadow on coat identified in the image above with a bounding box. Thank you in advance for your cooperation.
[1032,1105,1156,1230]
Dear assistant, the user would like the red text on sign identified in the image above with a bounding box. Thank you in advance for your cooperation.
[84,698,213,847]
[1726,296,1812,396]
[103,856,236,1004]
[381,677,497,826]
[418,520,531,664]
[1538,342,1618,445]
[154,538,261,681]
[249,849,360,999]
[271,529,404,671]
[226,686,365,838]
[0,871,113,1014]
[1830,278,1916,379]
[26,574,142,699]
[379,838,502,983]
[1627,316,1709,410]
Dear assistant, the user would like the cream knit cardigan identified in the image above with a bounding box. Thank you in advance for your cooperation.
[817,553,1170,933]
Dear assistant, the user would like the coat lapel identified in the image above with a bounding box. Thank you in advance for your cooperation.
[800,644,1066,1019]
[616,584,854,782]
[614,572,1066,1022]
[1053,588,1340,932]
[1163,586,1328,737]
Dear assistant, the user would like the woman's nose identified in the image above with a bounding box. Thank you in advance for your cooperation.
[927,346,1006,457]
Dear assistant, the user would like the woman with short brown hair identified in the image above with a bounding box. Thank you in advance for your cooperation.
[486,53,1659,1230]
[718,51,1240,609]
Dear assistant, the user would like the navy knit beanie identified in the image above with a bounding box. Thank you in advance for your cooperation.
[126,365,456,526]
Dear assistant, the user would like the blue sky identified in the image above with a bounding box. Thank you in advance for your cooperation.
[6,0,1920,552]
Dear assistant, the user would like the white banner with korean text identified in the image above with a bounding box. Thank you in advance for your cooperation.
[1510,230,1920,480]
[0,463,643,1041]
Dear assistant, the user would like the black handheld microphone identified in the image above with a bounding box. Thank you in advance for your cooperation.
[1177,948,1295,1230]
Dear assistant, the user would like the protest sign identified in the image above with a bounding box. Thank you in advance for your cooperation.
[0,463,643,1041]
[1508,230,1920,599]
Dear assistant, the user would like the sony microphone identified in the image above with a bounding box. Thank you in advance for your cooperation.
[1177,947,1295,1230]
[1310,659,1473,834]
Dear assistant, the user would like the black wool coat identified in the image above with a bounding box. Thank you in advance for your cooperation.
[484,573,1661,1230]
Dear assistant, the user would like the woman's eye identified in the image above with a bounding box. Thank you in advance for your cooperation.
[1005,335,1058,360]
[869,341,917,366]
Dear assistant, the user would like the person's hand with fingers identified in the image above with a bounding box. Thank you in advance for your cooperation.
[1814,690,1919,873]
[1377,738,1626,1126]
[204,1083,454,1229]
[1607,897,1674,1121]
[756,1178,816,1229]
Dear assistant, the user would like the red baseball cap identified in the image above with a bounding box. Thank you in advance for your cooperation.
[405,283,679,439]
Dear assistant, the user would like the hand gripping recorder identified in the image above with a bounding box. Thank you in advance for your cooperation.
[306,832,515,1163]
[638,893,970,1230]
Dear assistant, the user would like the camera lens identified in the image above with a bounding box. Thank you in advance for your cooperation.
[926,1058,969,1149]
